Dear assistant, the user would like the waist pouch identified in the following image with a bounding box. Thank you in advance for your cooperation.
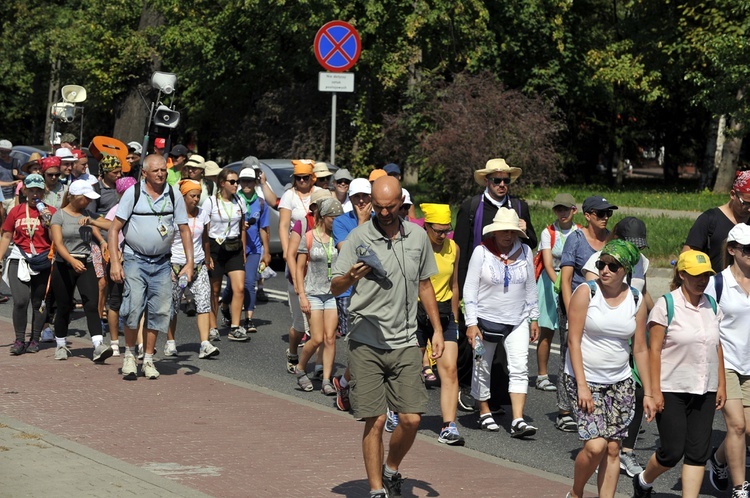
[477,317,514,343]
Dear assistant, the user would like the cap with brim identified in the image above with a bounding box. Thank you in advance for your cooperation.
[170,144,188,158]
[55,148,76,162]
[727,224,750,245]
[474,158,522,186]
[369,169,387,182]
[552,193,576,209]
[614,217,648,248]
[313,162,333,178]
[310,188,332,206]
[239,168,257,180]
[0,139,12,150]
[482,207,527,237]
[348,178,371,197]
[203,161,221,176]
[677,250,715,276]
[242,156,260,169]
[582,196,618,213]
[334,169,353,182]
[127,141,142,155]
[185,154,205,169]
[383,163,401,175]
[318,198,344,217]
[69,179,100,199]
[154,138,166,149]
[22,153,43,174]
[401,188,412,206]
[23,174,45,190]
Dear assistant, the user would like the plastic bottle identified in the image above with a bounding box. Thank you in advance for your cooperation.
[178,274,189,290]
[474,336,486,361]
[36,202,52,226]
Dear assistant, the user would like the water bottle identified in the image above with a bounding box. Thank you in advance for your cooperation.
[36,202,52,226]
[178,274,189,291]
[474,336,486,361]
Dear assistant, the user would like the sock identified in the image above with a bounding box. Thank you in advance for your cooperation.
[339,377,348,388]
[124,346,135,357]
[201,340,210,347]
[442,421,452,428]
[56,337,66,348]
[91,334,103,347]
[512,417,524,426]
[383,464,397,478]
[144,353,153,363]
[538,374,548,380]
[638,473,652,489]
[166,340,175,347]
[370,490,386,497]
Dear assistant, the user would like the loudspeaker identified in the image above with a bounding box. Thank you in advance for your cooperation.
[51,102,75,122]
[151,72,177,94]
[153,105,180,129]
[61,85,87,103]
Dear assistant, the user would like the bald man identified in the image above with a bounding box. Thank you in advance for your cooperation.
[331,176,444,498]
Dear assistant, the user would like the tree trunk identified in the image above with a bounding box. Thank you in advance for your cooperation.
[700,115,725,189]
[112,2,165,145]
[713,117,743,194]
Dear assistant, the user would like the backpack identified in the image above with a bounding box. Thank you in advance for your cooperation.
[663,291,717,332]
[124,181,175,226]
[533,223,582,281]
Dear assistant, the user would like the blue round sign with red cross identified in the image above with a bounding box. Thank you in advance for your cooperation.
[314,21,361,73]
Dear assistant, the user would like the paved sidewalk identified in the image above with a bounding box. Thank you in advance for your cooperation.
[0,318,620,497]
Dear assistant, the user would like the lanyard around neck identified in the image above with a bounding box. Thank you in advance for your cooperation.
[315,227,334,280]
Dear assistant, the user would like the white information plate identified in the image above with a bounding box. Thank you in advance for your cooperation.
[318,72,354,92]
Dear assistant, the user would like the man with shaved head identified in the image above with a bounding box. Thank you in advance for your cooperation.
[331,176,444,498]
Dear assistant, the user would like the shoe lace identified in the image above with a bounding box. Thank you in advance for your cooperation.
[713,458,729,479]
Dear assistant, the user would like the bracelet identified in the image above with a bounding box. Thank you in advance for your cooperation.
[528,319,538,323]
[644,394,653,398]
[99,241,107,246]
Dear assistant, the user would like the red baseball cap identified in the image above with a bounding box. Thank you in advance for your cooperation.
[71,148,85,159]
[154,138,166,149]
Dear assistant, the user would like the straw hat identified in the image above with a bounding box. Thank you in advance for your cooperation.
[21,152,43,174]
[482,207,527,237]
[473,158,522,186]
[203,161,221,176]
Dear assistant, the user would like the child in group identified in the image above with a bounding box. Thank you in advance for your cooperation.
[535,193,579,391]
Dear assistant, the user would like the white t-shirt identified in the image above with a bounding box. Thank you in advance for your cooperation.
[706,268,750,375]
[205,196,243,240]
[341,195,352,213]
[278,187,320,231]
[582,252,650,293]
[564,281,643,384]
[537,223,579,271]
[171,207,209,265]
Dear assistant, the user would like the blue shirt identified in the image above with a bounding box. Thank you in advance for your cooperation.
[245,196,269,254]
[332,211,372,298]
[560,229,599,290]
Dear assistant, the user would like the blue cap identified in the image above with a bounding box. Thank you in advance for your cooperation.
[24,173,45,190]
[383,163,401,175]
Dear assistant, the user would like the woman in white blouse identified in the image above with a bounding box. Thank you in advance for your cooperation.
[464,208,539,438]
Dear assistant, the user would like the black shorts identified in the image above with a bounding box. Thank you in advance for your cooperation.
[209,239,245,277]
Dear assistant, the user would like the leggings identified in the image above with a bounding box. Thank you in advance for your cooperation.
[221,252,261,312]
[50,259,102,339]
[655,391,717,467]
[622,383,644,450]
[7,259,49,343]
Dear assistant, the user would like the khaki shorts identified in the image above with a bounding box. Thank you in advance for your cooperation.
[725,369,750,406]
[348,341,427,419]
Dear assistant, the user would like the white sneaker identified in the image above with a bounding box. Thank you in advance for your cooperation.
[199,342,220,359]
[122,355,137,379]
[54,346,71,360]
[209,328,220,342]
[163,342,178,357]
[110,342,120,356]
[142,360,160,379]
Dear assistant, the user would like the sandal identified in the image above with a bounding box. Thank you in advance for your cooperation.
[535,376,557,392]
[422,366,438,383]
[295,369,313,392]
[555,414,577,433]
[479,413,500,432]
[510,419,538,438]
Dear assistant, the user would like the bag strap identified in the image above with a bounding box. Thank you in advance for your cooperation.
[715,272,724,304]
[664,293,674,330]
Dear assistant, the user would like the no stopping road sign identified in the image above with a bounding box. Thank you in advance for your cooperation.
[314,21,361,72]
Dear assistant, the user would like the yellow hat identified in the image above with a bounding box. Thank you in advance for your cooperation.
[677,250,715,276]
[420,203,451,225]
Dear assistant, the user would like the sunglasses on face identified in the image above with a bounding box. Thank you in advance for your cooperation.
[736,195,750,209]
[595,260,622,272]
[226,179,238,185]
[240,178,256,183]
[336,180,351,185]
[734,244,750,256]
[489,177,511,186]
[45,172,60,178]
[591,209,613,219]
[294,175,311,182]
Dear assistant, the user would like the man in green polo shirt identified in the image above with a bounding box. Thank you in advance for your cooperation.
[331,176,444,498]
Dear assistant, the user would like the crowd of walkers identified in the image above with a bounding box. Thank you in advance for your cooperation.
[4,135,750,498]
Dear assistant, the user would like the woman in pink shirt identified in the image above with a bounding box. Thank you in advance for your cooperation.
[633,250,726,498]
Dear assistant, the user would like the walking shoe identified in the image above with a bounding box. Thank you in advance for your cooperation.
[632,473,653,497]
[333,376,350,411]
[510,419,538,438]
[555,413,577,432]
[369,492,387,498]
[122,355,138,380]
[731,482,750,498]
[312,368,324,381]
[163,341,178,357]
[286,348,299,374]
[321,379,336,396]
[620,450,643,477]
[209,328,221,342]
[535,375,557,391]
[199,342,220,359]
[709,447,729,491]
[92,343,114,363]
[296,368,313,392]
[255,288,269,302]
[10,341,26,355]
[458,386,476,412]
[385,409,399,433]
[382,466,403,498]
[55,346,71,360]
[110,342,120,357]
[137,344,144,360]
[228,326,249,341]
[438,422,465,446]
[244,318,257,333]
[220,306,231,327]
[41,327,55,342]
[142,360,160,379]
[25,341,39,354]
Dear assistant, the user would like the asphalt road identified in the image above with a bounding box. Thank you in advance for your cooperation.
[2,269,730,498]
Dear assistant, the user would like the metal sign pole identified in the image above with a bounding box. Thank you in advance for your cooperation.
[330,92,337,164]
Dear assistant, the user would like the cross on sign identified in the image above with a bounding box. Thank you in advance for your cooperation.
[314,21,361,72]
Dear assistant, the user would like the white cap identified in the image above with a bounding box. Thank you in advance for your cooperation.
[728,224,750,245]
[401,188,412,206]
[239,168,257,180]
[69,179,101,199]
[127,141,143,155]
[0,139,12,150]
[55,148,76,162]
[348,178,371,197]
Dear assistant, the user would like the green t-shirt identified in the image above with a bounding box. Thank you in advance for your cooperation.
[166,168,181,186]
[332,220,437,350]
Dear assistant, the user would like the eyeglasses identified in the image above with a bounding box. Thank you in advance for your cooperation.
[429,225,452,236]
[44,173,60,178]
[336,180,351,185]
[489,177,511,186]
[226,179,238,185]
[735,244,750,256]
[595,260,623,272]
[294,175,311,182]
[736,195,750,209]
[240,178,256,183]
[591,209,614,219]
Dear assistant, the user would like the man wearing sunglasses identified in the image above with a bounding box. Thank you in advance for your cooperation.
[683,170,750,273]
[333,168,353,212]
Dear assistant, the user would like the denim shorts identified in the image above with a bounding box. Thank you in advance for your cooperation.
[120,252,173,332]
[307,293,337,311]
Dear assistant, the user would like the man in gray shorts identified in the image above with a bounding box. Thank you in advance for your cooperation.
[331,176,444,498]
[108,154,194,380]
